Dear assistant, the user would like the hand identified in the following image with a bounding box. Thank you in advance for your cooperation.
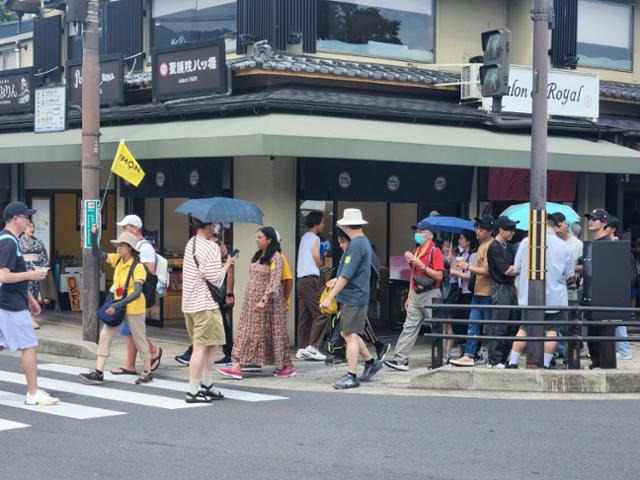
[225,295,235,308]
[320,298,332,310]
[456,260,469,270]
[326,278,337,289]
[404,251,415,263]
[505,266,517,276]
[28,270,47,282]
[29,298,41,316]
[255,300,265,310]
[220,244,229,257]
[225,256,235,268]
[105,307,116,316]
[91,224,99,235]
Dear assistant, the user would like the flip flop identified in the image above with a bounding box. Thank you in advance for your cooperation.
[110,367,137,375]
[151,347,163,372]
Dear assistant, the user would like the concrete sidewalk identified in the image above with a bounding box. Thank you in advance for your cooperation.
[30,311,640,395]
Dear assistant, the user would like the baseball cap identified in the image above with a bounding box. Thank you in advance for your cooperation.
[411,219,432,231]
[117,214,143,229]
[474,215,496,230]
[495,216,518,231]
[584,208,609,222]
[2,201,36,221]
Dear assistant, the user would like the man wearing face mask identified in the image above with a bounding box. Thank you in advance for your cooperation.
[385,221,444,371]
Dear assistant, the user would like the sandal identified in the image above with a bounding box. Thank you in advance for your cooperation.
[135,371,153,384]
[200,383,224,400]
[150,347,163,372]
[110,367,137,375]
[185,391,211,404]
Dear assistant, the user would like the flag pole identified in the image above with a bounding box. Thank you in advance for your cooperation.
[100,170,113,213]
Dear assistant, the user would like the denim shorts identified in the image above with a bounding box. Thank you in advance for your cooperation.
[0,309,38,352]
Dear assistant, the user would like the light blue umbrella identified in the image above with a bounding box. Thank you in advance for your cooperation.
[175,197,263,225]
[500,202,580,230]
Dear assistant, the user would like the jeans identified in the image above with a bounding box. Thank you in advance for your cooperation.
[463,295,492,357]
[616,325,632,357]
[488,283,517,366]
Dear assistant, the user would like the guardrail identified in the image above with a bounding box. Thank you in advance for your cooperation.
[426,303,638,369]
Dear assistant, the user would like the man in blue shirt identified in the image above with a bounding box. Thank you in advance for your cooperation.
[321,209,382,389]
[506,214,574,369]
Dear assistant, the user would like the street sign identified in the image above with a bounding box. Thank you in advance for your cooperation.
[34,85,67,133]
[82,199,101,250]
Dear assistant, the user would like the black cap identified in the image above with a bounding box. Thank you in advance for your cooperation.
[547,212,567,227]
[496,216,518,231]
[2,201,36,221]
[474,215,496,230]
[585,208,609,222]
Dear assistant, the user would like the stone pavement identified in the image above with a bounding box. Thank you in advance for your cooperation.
[26,311,640,395]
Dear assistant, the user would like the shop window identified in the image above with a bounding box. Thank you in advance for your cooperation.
[317,0,435,62]
[577,0,633,71]
[152,0,237,51]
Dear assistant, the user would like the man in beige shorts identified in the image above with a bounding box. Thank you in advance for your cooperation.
[182,215,234,403]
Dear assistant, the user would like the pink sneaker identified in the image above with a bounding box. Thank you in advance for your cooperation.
[217,367,243,380]
[274,366,297,378]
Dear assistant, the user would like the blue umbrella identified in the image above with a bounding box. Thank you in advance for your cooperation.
[501,202,580,231]
[175,197,264,225]
[420,216,475,234]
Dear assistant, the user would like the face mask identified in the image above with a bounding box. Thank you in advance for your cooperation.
[414,233,425,245]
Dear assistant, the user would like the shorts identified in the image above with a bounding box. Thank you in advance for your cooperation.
[0,309,38,352]
[184,309,225,347]
[520,310,566,333]
[340,304,367,335]
[119,322,131,336]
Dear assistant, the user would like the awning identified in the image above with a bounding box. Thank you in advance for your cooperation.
[1,113,640,173]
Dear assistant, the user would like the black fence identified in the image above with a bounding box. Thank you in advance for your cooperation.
[426,304,639,370]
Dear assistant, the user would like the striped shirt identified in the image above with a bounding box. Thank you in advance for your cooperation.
[181,235,223,313]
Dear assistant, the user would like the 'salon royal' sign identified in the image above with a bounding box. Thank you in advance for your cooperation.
[481,65,599,119]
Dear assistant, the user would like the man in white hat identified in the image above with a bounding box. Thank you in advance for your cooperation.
[110,214,163,375]
[320,209,382,389]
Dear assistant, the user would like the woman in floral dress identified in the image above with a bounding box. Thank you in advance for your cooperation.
[19,220,49,329]
[217,226,296,380]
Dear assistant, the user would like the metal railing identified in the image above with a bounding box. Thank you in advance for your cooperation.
[425,303,639,369]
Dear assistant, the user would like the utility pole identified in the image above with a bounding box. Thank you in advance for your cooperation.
[81,0,101,343]
[526,0,552,368]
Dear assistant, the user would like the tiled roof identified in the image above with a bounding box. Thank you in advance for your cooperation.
[600,81,640,102]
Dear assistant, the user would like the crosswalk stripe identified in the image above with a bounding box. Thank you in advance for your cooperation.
[39,364,288,402]
[0,418,30,431]
[0,370,206,410]
[0,390,126,419]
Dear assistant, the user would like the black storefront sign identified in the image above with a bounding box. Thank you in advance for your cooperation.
[121,158,224,198]
[0,68,33,114]
[301,158,474,203]
[152,39,228,102]
[66,54,124,106]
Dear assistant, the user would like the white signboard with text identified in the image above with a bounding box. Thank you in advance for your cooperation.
[34,86,67,133]
[482,65,599,119]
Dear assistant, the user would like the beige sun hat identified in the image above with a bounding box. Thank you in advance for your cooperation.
[336,208,368,226]
[110,232,139,251]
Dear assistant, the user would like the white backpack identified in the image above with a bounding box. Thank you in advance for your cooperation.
[138,239,169,297]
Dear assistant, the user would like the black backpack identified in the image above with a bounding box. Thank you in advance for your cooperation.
[116,258,157,308]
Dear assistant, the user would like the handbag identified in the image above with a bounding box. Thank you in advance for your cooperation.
[97,260,137,327]
[192,236,226,305]
[412,247,436,293]
[319,286,338,315]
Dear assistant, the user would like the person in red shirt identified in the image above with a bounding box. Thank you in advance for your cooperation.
[385,221,444,371]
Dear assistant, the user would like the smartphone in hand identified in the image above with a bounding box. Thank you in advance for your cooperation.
[230,249,240,258]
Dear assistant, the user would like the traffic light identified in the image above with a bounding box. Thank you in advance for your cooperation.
[479,28,512,98]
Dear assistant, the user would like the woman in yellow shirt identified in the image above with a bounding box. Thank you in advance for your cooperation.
[80,226,152,385]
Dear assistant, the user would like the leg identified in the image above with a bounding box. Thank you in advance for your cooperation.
[21,347,38,395]
[615,325,632,358]
[122,336,137,370]
[544,330,558,355]
[307,278,330,348]
[392,294,427,362]
[510,329,528,354]
[222,309,233,358]
[296,278,313,349]
[342,332,365,374]
[96,323,120,371]
[127,314,151,372]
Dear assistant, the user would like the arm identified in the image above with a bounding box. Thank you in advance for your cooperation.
[37,239,49,267]
[110,282,143,310]
[322,276,349,304]
[312,238,322,268]
[90,227,107,261]
[281,278,293,305]
[263,254,284,299]
[0,267,45,284]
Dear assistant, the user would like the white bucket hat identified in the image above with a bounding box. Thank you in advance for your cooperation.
[337,208,368,226]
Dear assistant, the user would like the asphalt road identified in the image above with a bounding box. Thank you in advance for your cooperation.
[0,355,638,480]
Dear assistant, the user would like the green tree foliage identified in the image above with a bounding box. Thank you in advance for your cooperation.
[318,3,401,45]
[0,4,19,24]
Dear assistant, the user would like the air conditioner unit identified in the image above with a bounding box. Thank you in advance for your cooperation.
[460,64,482,102]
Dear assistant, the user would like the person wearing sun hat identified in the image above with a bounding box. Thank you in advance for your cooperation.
[80,226,152,385]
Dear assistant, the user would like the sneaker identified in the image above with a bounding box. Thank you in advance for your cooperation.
[616,353,633,360]
[241,364,263,373]
[24,389,60,406]
[79,369,104,384]
[175,345,193,366]
[200,383,224,400]
[185,391,211,404]
[295,348,310,359]
[360,360,383,382]
[334,374,360,389]
[506,363,518,369]
[325,356,348,366]
[384,359,409,371]
[135,371,153,384]
[274,366,297,378]
[214,355,233,366]
[474,353,487,365]
[450,356,475,367]
[486,363,506,369]
[376,343,391,362]
[217,367,243,380]
[304,345,327,361]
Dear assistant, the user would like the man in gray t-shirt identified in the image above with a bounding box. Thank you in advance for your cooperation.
[321,209,381,389]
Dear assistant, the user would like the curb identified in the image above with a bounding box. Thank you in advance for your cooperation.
[38,338,97,361]
[410,368,640,393]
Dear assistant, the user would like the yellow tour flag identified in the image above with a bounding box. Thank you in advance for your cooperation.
[111,141,145,187]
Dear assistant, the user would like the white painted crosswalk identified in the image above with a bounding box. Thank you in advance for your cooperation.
[0,390,125,419]
[0,418,29,432]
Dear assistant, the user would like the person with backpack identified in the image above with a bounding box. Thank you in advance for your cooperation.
[384,221,444,371]
[110,215,164,375]
[80,226,152,385]
[0,201,60,406]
